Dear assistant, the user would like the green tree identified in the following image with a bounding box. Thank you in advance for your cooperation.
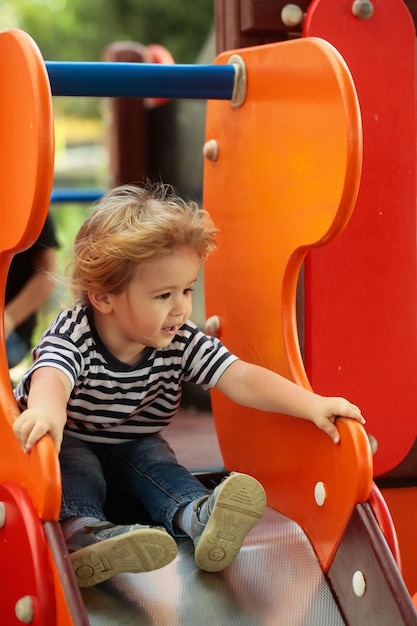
[2,0,213,63]
[1,0,214,117]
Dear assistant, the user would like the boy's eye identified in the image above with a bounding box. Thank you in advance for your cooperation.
[156,288,194,300]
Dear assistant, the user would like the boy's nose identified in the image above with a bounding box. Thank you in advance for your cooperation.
[171,298,187,317]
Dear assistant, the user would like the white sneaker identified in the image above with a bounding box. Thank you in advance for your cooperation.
[68,521,177,587]
[193,473,267,572]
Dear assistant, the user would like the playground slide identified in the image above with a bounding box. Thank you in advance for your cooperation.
[0,22,416,625]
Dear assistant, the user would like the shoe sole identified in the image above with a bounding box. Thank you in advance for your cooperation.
[70,528,177,588]
[194,473,267,572]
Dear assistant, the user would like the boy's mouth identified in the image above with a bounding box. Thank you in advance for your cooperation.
[162,324,178,335]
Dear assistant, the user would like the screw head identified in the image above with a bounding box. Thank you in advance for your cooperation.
[203,139,219,162]
[352,570,366,597]
[205,315,221,337]
[314,481,326,507]
[352,0,374,20]
[0,501,5,528]
[15,596,34,623]
[281,4,304,27]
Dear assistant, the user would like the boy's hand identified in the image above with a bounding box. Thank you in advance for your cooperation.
[13,407,65,453]
[310,396,365,444]
[13,366,71,453]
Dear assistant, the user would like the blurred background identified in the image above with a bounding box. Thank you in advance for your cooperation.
[1,1,216,378]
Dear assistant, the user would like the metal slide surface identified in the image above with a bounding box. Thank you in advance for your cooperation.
[82,507,344,625]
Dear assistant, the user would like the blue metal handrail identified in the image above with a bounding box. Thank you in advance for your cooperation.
[46,62,236,100]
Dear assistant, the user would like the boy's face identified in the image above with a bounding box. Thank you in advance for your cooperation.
[106,246,201,351]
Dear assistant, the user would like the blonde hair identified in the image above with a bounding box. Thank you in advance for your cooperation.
[68,182,218,305]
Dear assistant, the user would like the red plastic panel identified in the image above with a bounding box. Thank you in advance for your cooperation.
[0,482,56,625]
[204,37,371,570]
[382,487,417,598]
[368,482,401,570]
[304,0,417,477]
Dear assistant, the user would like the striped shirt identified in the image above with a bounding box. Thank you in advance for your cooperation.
[14,304,238,443]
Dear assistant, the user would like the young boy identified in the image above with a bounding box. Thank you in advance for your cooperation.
[12,183,365,588]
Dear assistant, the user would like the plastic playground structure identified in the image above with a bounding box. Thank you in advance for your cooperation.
[1,0,417,623]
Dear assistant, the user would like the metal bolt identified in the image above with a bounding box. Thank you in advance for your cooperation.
[205,315,221,337]
[352,0,374,20]
[15,596,34,623]
[314,481,327,507]
[352,570,366,597]
[367,434,378,455]
[281,4,304,27]
[227,54,247,108]
[203,139,219,162]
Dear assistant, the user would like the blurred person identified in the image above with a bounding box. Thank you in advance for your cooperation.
[5,213,59,369]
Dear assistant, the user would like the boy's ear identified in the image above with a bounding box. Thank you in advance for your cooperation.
[89,290,112,313]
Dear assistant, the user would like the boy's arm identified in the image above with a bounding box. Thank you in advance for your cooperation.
[215,360,365,444]
[13,366,72,453]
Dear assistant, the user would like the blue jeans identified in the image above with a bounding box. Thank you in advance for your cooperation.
[59,432,211,537]
[7,331,30,369]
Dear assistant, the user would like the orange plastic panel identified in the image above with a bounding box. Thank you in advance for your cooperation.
[304,0,417,477]
[0,29,60,521]
[0,29,54,255]
[204,37,372,569]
